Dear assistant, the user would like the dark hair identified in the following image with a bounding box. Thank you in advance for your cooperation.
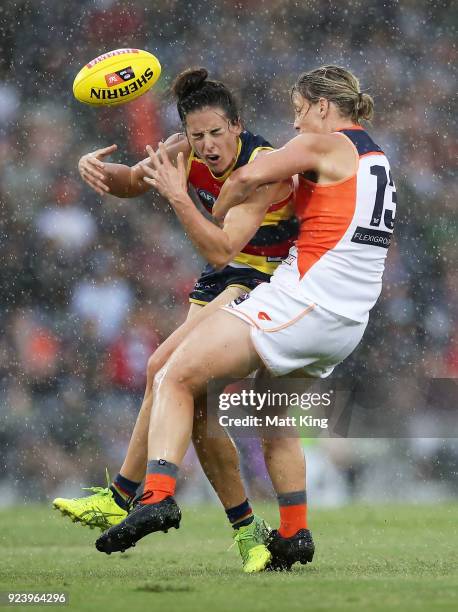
[171,67,240,125]
[292,65,374,123]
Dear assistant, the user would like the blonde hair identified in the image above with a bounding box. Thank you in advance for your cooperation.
[292,65,374,123]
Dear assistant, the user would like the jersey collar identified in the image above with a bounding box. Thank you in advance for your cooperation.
[335,124,364,132]
[193,137,242,182]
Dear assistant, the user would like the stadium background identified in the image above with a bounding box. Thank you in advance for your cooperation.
[0,0,456,508]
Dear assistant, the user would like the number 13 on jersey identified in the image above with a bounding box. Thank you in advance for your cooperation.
[351,162,397,249]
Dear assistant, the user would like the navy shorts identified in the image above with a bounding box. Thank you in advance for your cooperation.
[189,264,271,305]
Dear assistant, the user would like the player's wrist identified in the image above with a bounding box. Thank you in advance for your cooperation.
[169,190,191,209]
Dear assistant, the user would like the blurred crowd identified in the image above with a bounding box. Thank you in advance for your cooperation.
[0,0,456,505]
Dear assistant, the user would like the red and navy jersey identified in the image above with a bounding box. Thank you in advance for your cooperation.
[187,130,297,275]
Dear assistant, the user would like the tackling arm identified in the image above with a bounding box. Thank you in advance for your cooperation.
[213,134,323,219]
[168,181,291,269]
[142,144,292,269]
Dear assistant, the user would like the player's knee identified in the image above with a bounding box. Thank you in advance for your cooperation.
[151,362,183,393]
[146,353,161,382]
[153,363,201,406]
[146,354,156,375]
[152,364,167,395]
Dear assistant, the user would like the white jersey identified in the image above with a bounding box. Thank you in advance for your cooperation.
[277,126,397,323]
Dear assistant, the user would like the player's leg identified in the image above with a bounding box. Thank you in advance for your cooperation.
[95,307,312,569]
[54,285,270,567]
[257,370,314,570]
[192,395,271,572]
[121,312,272,572]
[52,308,206,529]
[95,309,263,553]
[120,288,252,498]
[119,285,265,533]
[118,302,213,486]
[217,277,365,570]
[147,312,260,465]
[192,397,245,509]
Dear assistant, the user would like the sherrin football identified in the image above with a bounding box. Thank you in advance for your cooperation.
[73,48,161,106]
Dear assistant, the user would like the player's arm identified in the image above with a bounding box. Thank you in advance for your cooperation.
[143,143,291,269]
[211,183,290,268]
[78,134,190,198]
[213,133,329,219]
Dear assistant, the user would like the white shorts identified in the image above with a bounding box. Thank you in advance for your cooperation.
[221,279,367,377]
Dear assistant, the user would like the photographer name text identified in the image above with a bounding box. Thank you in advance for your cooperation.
[218,414,328,429]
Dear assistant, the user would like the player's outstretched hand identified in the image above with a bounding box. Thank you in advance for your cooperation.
[143,143,187,205]
[78,144,118,196]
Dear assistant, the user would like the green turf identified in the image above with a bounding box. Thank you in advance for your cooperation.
[0,503,456,612]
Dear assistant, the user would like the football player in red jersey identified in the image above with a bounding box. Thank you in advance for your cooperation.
[55,68,302,573]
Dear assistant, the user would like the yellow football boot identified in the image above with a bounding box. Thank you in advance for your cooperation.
[232,515,272,573]
[53,471,127,531]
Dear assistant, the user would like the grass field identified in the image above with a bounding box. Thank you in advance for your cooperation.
[0,503,457,612]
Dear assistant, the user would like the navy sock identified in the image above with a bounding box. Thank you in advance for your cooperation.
[226,499,254,529]
[110,473,141,510]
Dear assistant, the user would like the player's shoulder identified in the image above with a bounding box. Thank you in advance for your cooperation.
[336,126,384,157]
[240,129,272,150]
[235,130,273,168]
[288,131,358,158]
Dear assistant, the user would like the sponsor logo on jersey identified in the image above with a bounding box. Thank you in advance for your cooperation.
[351,226,392,249]
[284,252,296,265]
[231,293,250,307]
[197,189,216,207]
[90,67,154,100]
[105,66,135,87]
[257,311,272,321]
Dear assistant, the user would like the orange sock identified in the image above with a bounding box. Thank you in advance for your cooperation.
[278,504,307,537]
[277,491,307,538]
[143,473,176,504]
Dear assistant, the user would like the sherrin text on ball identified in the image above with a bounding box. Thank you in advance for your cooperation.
[73,48,161,106]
